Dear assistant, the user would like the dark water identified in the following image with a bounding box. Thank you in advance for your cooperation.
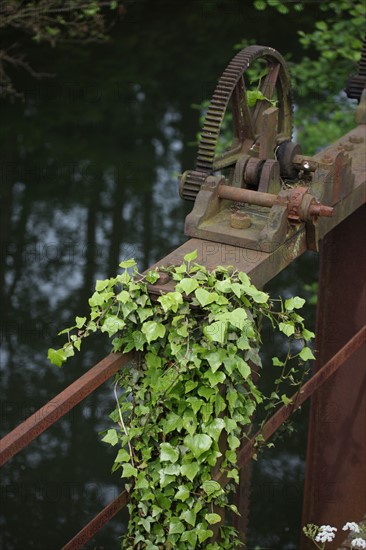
[0,2,331,548]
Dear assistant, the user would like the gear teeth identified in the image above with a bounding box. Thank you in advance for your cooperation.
[346,36,366,102]
[180,170,207,201]
[183,45,293,201]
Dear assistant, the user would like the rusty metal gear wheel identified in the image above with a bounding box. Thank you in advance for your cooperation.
[180,45,293,201]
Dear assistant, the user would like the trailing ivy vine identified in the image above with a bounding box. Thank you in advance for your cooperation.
[48,250,315,549]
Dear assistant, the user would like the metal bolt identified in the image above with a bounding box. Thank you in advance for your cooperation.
[320,154,332,164]
[230,211,251,229]
[349,134,364,144]
[343,143,354,151]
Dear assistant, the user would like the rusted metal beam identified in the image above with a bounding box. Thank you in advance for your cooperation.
[61,491,129,550]
[0,352,133,466]
[302,204,366,549]
[214,324,366,482]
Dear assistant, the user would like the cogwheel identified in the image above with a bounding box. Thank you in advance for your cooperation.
[180,45,293,201]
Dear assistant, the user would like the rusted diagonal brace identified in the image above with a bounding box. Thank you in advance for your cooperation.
[62,491,129,550]
[0,352,133,467]
[61,325,366,550]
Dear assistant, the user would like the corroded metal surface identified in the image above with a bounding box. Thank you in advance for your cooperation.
[301,205,366,550]
[62,491,129,550]
[180,46,365,255]
[0,352,133,466]
[180,45,292,201]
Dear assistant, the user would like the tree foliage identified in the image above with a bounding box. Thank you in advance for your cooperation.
[0,0,122,98]
[253,0,364,152]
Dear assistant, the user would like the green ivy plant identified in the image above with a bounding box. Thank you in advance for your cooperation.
[48,251,315,549]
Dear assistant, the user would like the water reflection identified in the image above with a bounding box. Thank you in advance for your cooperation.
[0,2,322,548]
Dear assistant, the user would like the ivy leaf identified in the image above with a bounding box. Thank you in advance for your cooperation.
[175,485,190,502]
[181,462,199,481]
[185,380,198,394]
[121,463,138,478]
[163,412,183,434]
[230,282,242,298]
[101,429,119,446]
[47,348,67,367]
[272,356,284,367]
[205,513,222,525]
[75,316,86,328]
[183,250,198,262]
[101,316,126,337]
[228,434,240,449]
[95,279,109,291]
[119,259,136,269]
[204,369,226,387]
[158,292,183,313]
[176,277,199,295]
[181,509,196,527]
[215,394,226,415]
[162,463,180,476]
[91,290,114,307]
[281,394,293,405]
[160,442,179,463]
[201,480,222,496]
[137,307,154,323]
[184,434,212,459]
[115,448,131,463]
[131,330,146,350]
[299,346,316,361]
[245,286,269,303]
[117,290,130,303]
[215,307,248,330]
[146,270,160,284]
[168,518,185,535]
[198,528,214,543]
[182,409,197,436]
[227,388,238,411]
[302,328,315,341]
[203,321,227,344]
[187,396,204,415]
[204,418,225,442]
[236,358,251,380]
[215,279,232,293]
[279,322,295,337]
[141,321,166,343]
[181,530,197,546]
[285,296,305,311]
[195,288,217,307]
[206,349,227,372]
[198,386,216,401]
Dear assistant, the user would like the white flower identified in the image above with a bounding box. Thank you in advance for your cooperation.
[343,522,361,533]
[351,538,366,549]
[315,525,337,543]
[320,525,337,532]
[315,531,336,543]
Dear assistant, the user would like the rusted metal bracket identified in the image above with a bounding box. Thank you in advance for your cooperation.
[179,45,365,255]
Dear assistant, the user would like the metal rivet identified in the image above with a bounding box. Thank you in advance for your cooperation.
[230,211,252,229]
[349,134,364,144]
